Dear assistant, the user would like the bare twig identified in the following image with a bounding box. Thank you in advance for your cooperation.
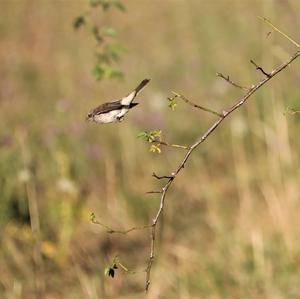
[216,72,249,91]
[250,59,271,77]
[115,256,145,275]
[146,191,163,194]
[152,172,174,180]
[171,91,223,117]
[145,49,300,291]
[155,140,190,150]
[117,261,140,275]
[90,213,152,234]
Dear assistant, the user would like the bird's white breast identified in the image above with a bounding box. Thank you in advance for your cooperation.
[93,108,129,124]
[93,110,120,123]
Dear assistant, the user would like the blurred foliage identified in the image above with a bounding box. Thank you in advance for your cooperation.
[90,0,126,11]
[137,130,162,153]
[74,0,125,80]
[0,0,300,298]
[167,94,178,111]
[284,106,300,115]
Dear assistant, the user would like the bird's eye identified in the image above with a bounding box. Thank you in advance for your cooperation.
[87,113,92,118]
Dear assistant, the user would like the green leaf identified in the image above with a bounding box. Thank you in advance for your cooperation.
[105,44,126,62]
[96,52,111,64]
[104,67,123,79]
[113,0,126,11]
[73,15,85,30]
[149,144,161,154]
[148,130,162,142]
[93,64,105,80]
[167,96,177,111]
[90,0,126,11]
[92,26,103,43]
[89,0,99,7]
[137,132,148,139]
[104,267,110,276]
[168,100,177,111]
[137,130,162,143]
[284,106,300,115]
[101,27,117,38]
[90,212,96,222]
[93,64,123,81]
[102,2,111,11]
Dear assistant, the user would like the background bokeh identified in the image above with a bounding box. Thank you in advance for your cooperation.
[1,0,300,298]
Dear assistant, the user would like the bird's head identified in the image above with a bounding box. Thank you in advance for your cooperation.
[86,111,93,121]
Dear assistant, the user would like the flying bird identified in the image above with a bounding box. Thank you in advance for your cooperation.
[86,79,150,124]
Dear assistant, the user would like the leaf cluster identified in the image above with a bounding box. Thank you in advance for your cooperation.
[89,0,126,12]
[137,130,162,154]
[167,94,178,111]
[73,0,126,80]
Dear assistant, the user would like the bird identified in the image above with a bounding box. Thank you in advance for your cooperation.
[86,79,150,124]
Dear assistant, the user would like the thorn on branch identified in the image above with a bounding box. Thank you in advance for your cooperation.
[146,191,162,195]
[222,110,229,117]
[216,72,249,91]
[250,59,271,78]
[266,31,272,38]
[152,172,174,180]
[90,213,151,234]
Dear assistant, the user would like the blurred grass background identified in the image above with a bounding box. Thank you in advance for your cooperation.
[1,0,300,298]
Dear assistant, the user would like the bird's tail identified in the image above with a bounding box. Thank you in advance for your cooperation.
[129,102,139,109]
[134,79,150,94]
[121,78,150,105]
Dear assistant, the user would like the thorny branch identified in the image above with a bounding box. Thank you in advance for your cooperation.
[146,190,162,194]
[93,18,300,292]
[144,49,300,291]
[90,213,151,234]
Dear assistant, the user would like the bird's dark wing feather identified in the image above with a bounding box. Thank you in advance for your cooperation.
[91,100,123,115]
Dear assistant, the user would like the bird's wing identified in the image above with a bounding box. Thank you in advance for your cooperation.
[91,100,123,115]
[121,79,150,105]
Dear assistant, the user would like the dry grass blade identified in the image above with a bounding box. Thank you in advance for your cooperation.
[258,16,300,48]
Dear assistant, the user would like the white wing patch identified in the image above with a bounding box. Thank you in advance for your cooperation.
[120,91,136,105]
